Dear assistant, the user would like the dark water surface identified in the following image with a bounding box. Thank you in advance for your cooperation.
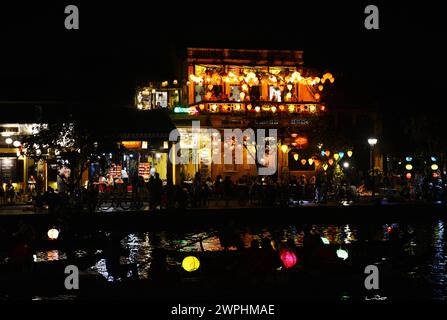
[30,218,447,300]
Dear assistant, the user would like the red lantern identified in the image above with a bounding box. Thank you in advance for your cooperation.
[280,250,298,269]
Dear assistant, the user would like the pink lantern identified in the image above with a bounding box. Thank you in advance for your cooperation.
[280,250,298,269]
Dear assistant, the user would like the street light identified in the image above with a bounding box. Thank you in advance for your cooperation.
[368,138,378,198]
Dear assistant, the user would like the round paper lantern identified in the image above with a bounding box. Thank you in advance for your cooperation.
[405,164,413,171]
[182,256,200,272]
[336,248,349,260]
[280,250,298,269]
[47,228,59,240]
[347,150,353,158]
[406,173,412,179]
[431,164,439,171]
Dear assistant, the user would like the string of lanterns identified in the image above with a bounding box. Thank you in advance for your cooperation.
[291,148,354,171]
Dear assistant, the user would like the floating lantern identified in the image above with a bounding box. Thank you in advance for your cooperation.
[323,164,329,171]
[333,153,340,161]
[293,153,299,161]
[336,248,348,260]
[405,164,413,171]
[347,150,353,158]
[325,150,330,157]
[431,164,439,171]
[47,228,59,240]
[182,256,200,272]
[308,158,314,165]
[280,250,298,269]
[328,159,334,166]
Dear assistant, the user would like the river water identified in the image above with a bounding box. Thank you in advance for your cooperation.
[30,219,447,300]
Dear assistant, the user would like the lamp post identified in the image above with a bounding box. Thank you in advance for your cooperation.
[368,138,378,199]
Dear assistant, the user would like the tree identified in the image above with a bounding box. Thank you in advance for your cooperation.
[21,121,117,197]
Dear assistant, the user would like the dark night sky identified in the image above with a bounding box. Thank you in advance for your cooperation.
[0,1,444,114]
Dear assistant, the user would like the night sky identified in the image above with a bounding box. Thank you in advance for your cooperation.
[0,2,444,123]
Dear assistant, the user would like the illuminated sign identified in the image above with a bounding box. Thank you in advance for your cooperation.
[121,141,142,149]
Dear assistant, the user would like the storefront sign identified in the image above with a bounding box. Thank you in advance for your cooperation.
[121,141,142,149]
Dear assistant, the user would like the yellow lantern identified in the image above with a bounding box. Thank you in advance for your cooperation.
[293,153,299,161]
[207,84,213,90]
[431,164,439,171]
[328,159,334,166]
[242,84,249,91]
[308,159,314,166]
[347,150,353,158]
[281,145,288,154]
[247,104,252,111]
[255,106,261,113]
[271,106,277,113]
[318,85,324,91]
[240,92,246,101]
[301,159,307,165]
[405,164,413,171]
[323,164,328,171]
[47,228,59,240]
[334,153,340,161]
[287,84,293,91]
[315,93,320,100]
[182,256,200,272]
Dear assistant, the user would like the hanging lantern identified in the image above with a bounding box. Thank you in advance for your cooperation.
[47,228,59,240]
[255,106,261,113]
[336,248,348,260]
[271,106,277,113]
[301,159,307,165]
[281,145,288,153]
[405,164,413,171]
[240,92,246,101]
[323,163,328,171]
[308,158,314,165]
[347,150,353,158]
[242,83,249,91]
[325,150,331,157]
[318,85,324,91]
[406,173,412,179]
[338,152,345,159]
[431,164,439,171]
[293,153,299,161]
[321,150,326,157]
[279,105,285,111]
[287,84,293,91]
[314,93,320,100]
[182,256,200,272]
[280,250,298,269]
[247,104,252,111]
[328,159,334,166]
[333,153,340,161]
